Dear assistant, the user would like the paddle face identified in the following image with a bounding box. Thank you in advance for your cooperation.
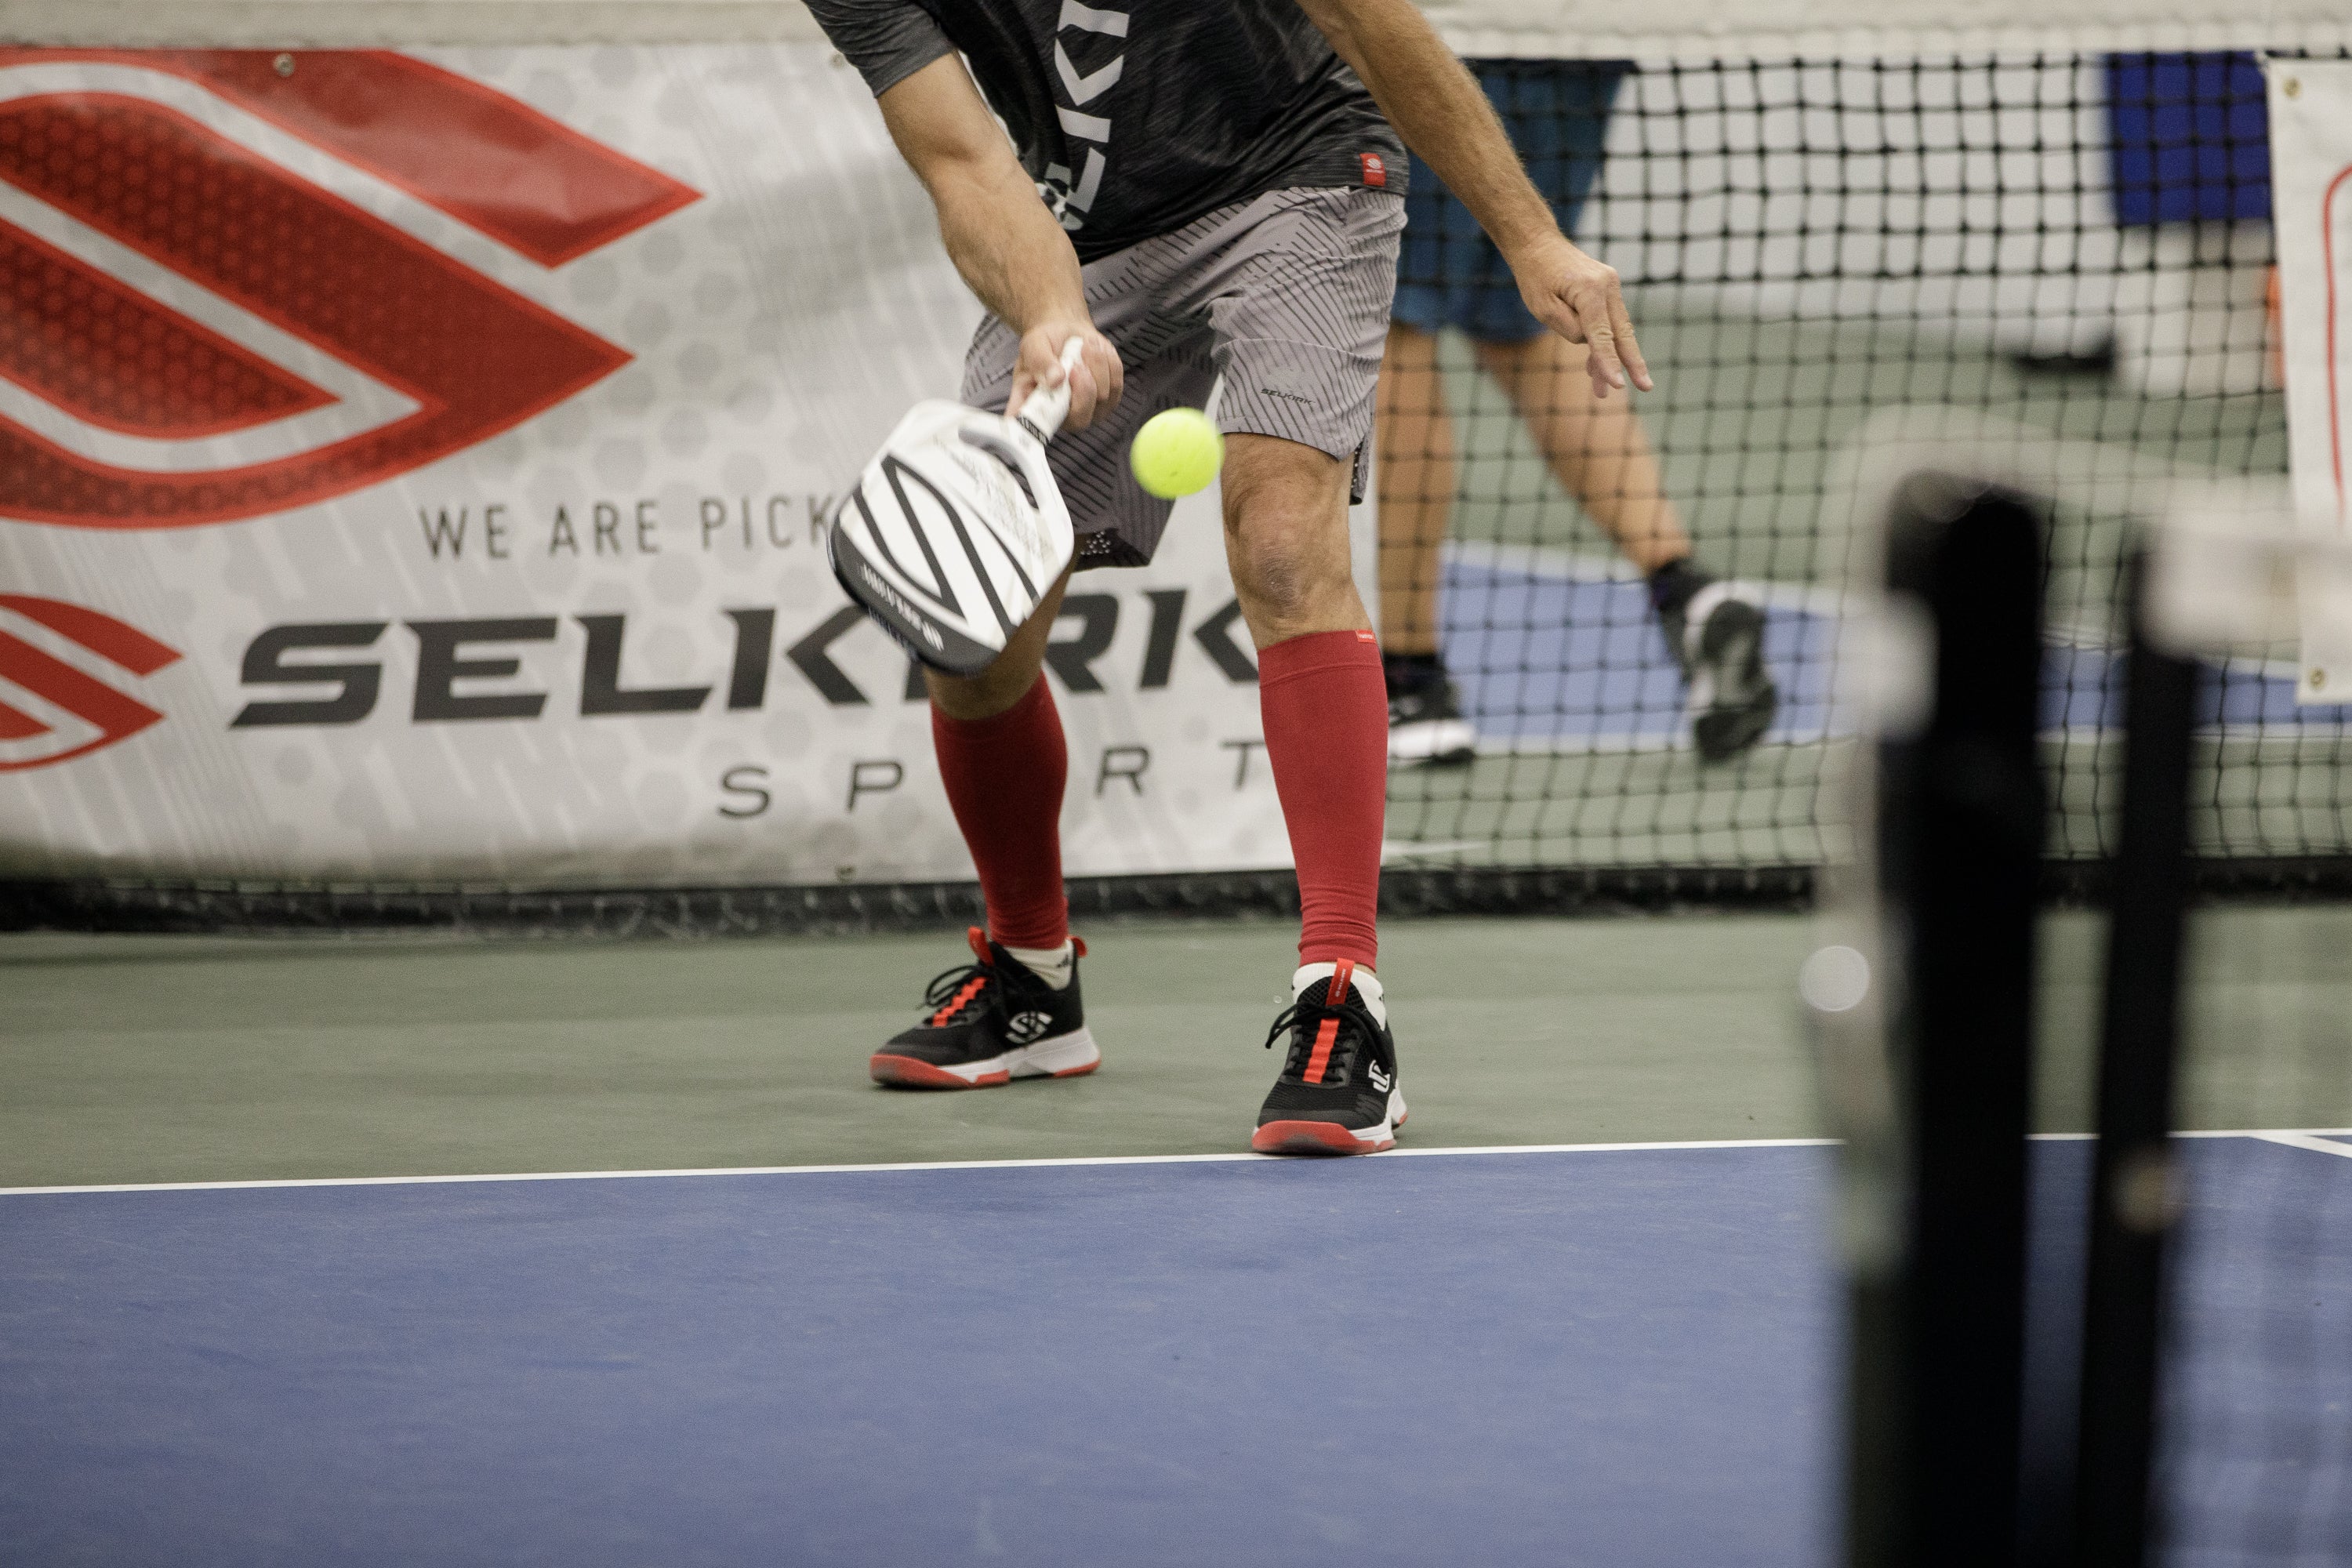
[827,400,1076,675]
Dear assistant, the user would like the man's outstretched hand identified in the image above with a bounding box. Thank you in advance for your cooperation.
[1512,233,1653,401]
[1009,320,1123,430]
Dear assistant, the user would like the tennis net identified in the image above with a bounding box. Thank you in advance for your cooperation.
[1379,39,2351,900]
[3,5,2351,931]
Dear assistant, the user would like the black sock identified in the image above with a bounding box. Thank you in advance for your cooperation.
[1646,557,1711,618]
[1382,650,1443,695]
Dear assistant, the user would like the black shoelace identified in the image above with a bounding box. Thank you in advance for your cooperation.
[1262,987,1391,1086]
[921,960,1003,1025]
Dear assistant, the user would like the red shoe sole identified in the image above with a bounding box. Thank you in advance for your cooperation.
[869,1054,1009,1089]
[868,1054,1101,1090]
[1251,1119,1393,1156]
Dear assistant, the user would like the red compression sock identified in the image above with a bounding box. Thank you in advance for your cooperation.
[932,675,1069,950]
[1258,628,1388,968]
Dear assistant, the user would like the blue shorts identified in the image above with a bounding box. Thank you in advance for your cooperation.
[1393,60,1632,343]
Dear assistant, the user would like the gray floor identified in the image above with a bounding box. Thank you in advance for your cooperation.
[4,905,2347,1189]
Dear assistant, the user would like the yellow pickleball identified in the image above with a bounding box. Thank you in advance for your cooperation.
[1130,407,1225,499]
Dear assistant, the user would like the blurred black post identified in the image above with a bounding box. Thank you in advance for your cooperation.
[2073,554,2198,1566]
[1850,477,2046,1567]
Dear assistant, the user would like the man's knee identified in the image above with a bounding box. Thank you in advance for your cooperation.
[1230,543,1334,630]
[1221,434,1357,639]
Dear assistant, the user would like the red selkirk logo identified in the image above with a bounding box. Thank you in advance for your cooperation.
[0,593,180,768]
[0,49,700,528]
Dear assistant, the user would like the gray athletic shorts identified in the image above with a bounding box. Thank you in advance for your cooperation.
[962,186,1405,570]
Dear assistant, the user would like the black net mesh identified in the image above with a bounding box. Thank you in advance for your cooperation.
[1379,49,2350,886]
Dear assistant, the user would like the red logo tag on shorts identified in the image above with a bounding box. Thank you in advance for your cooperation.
[1359,152,1387,188]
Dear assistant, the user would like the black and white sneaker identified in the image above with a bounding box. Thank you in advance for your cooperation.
[1386,658,1478,767]
[1251,960,1406,1156]
[869,927,1099,1089]
[1661,581,1780,762]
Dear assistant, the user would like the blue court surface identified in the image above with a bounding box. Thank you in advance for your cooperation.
[1441,555,2347,750]
[2,1136,2346,1566]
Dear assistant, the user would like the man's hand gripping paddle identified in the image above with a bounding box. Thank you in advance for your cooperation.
[827,339,1086,675]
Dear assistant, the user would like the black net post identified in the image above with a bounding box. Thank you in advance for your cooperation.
[1842,475,2048,1567]
[2072,554,2200,1566]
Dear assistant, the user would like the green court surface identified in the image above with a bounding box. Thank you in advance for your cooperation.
[5,905,2347,1190]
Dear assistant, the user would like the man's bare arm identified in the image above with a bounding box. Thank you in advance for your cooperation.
[1295,0,1650,397]
[877,54,1121,425]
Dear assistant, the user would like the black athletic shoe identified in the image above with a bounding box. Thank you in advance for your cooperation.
[1252,960,1406,1156]
[1661,581,1780,762]
[1386,659,1477,767]
[869,927,1099,1089]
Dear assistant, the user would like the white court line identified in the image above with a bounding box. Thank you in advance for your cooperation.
[2251,1131,2352,1160]
[5,1131,2349,1200]
[0,1137,1842,1198]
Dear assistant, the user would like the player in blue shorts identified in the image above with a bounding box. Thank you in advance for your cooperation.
[1377,60,1780,765]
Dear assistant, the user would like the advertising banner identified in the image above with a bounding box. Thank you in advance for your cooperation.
[2270,56,2352,702]
[0,45,1353,886]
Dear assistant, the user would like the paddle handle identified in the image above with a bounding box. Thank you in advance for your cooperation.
[1014,337,1090,441]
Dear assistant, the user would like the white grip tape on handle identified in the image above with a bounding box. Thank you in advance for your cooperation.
[1015,338,1090,440]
